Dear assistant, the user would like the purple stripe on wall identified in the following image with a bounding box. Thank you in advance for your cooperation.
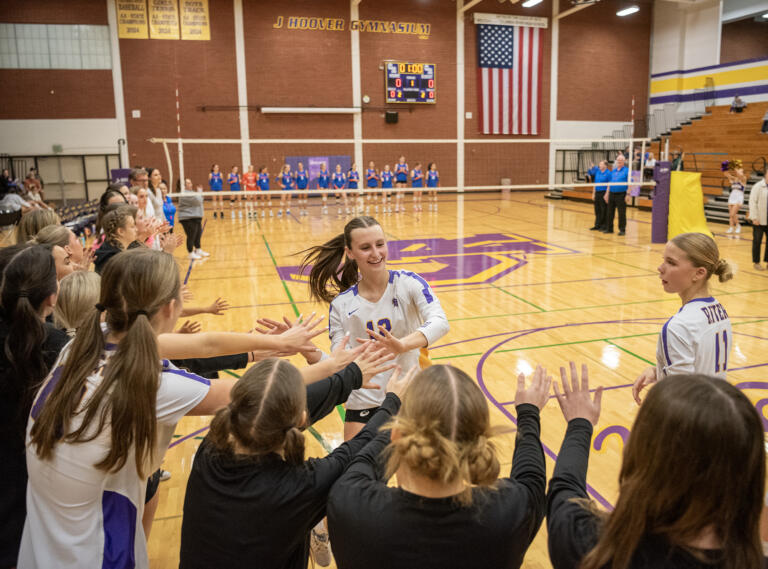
[650,83,768,105]
[101,491,136,569]
[650,56,768,78]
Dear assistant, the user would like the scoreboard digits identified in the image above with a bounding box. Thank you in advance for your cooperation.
[385,62,436,104]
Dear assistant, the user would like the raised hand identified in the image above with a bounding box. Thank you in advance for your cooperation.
[514,365,552,410]
[176,320,201,334]
[356,325,405,356]
[253,316,291,335]
[353,342,396,388]
[385,365,418,399]
[276,312,326,353]
[206,297,230,315]
[553,362,603,425]
[632,366,657,405]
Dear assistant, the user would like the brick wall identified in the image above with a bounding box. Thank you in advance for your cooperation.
[557,0,651,121]
[720,19,768,65]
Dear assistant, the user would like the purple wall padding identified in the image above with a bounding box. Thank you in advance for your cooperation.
[651,161,671,244]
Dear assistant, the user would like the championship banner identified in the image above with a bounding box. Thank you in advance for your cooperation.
[116,0,149,39]
[180,0,210,41]
[148,0,180,40]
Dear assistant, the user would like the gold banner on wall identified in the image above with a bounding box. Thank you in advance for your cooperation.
[180,0,210,41]
[116,0,149,39]
[148,0,180,40]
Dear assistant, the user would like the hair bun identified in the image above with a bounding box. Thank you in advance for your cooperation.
[714,258,733,283]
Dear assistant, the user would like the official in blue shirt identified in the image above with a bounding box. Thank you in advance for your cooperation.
[603,155,629,235]
[591,161,611,231]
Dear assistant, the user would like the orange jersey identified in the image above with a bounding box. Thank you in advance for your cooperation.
[243,172,258,190]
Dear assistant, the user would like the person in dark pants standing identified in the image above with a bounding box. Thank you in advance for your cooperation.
[603,155,629,235]
[748,170,768,270]
[591,161,611,231]
[177,178,210,261]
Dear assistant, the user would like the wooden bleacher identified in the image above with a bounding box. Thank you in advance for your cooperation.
[560,102,768,208]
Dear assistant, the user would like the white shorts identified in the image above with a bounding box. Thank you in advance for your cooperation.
[728,189,744,205]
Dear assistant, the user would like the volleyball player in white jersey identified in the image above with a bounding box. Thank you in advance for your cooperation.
[300,216,449,440]
[633,232,734,404]
[19,249,323,569]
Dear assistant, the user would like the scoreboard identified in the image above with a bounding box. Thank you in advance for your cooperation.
[385,62,436,104]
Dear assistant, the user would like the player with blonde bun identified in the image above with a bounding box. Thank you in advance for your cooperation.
[633,232,734,403]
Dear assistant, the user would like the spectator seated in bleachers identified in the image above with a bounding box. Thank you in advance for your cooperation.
[729,95,746,113]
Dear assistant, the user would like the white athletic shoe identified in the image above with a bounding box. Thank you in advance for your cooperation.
[261,210,265,218]
[726,226,734,233]
[269,210,273,217]
[337,207,342,215]
[159,470,172,482]
[277,210,283,217]
[310,527,332,567]
[374,205,378,213]
[231,211,235,219]
[196,249,210,257]
[188,251,201,260]
[286,209,291,215]
[735,225,741,234]
[238,210,243,219]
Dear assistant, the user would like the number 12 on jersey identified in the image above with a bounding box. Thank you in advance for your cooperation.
[366,319,392,334]
[714,330,728,373]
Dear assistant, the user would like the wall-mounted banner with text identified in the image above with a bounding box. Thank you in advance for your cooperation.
[116,0,149,39]
[149,0,180,40]
[180,0,210,40]
[272,16,431,39]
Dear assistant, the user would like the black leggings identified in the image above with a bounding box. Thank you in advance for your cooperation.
[753,225,768,263]
[179,218,203,253]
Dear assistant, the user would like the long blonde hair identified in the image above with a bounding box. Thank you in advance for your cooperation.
[54,271,101,336]
[15,209,60,244]
[385,365,501,506]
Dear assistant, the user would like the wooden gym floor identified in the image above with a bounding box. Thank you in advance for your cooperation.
[149,191,768,569]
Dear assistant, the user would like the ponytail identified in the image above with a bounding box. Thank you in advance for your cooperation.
[297,215,380,304]
[0,246,58,435]
[30,248,179,477]
[206,358,307,465]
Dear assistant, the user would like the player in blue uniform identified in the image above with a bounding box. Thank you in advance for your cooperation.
[394,156,408,213]
[295,162,309,216]
[278,164,293,218]
[317,163,330,214]
[348,163,362,214]
[209,164,223,219]
[227,165,242,219]
[257,166,272,217]
[411,162,424,212]
[426,162,439,211]
[366,161,379,214]
[380,164,393,213]
[332,164,347,215]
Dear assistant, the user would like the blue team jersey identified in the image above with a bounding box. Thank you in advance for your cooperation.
[257,173,269,191]
[280,173,293,190]
[427,170,439,187]
[209,172,223,191]
[381,171,393,188]
[366,169,378,188]
[295,170,309,190]
[318,171,330,188]
[347,170,359,189]
[411,169,423,188]
[395,163,408,182]
[228,173,241,191]
[332,172,346,189]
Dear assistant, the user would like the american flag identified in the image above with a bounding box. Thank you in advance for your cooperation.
[477,24,542,135]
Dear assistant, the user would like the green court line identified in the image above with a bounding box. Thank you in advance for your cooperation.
[603,340,655,366]
[491,284,546,312]
[336,405,346,422]
[261,234,301,317]
[594,255,653,272]
[430,318,768,361]
[222,369,241,379]
[308,426,333,453]
[448,287,768,323]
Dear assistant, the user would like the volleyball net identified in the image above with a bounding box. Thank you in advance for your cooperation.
[151,136,658,199]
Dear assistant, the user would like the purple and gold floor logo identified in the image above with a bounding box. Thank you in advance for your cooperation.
[277,232,578,286]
